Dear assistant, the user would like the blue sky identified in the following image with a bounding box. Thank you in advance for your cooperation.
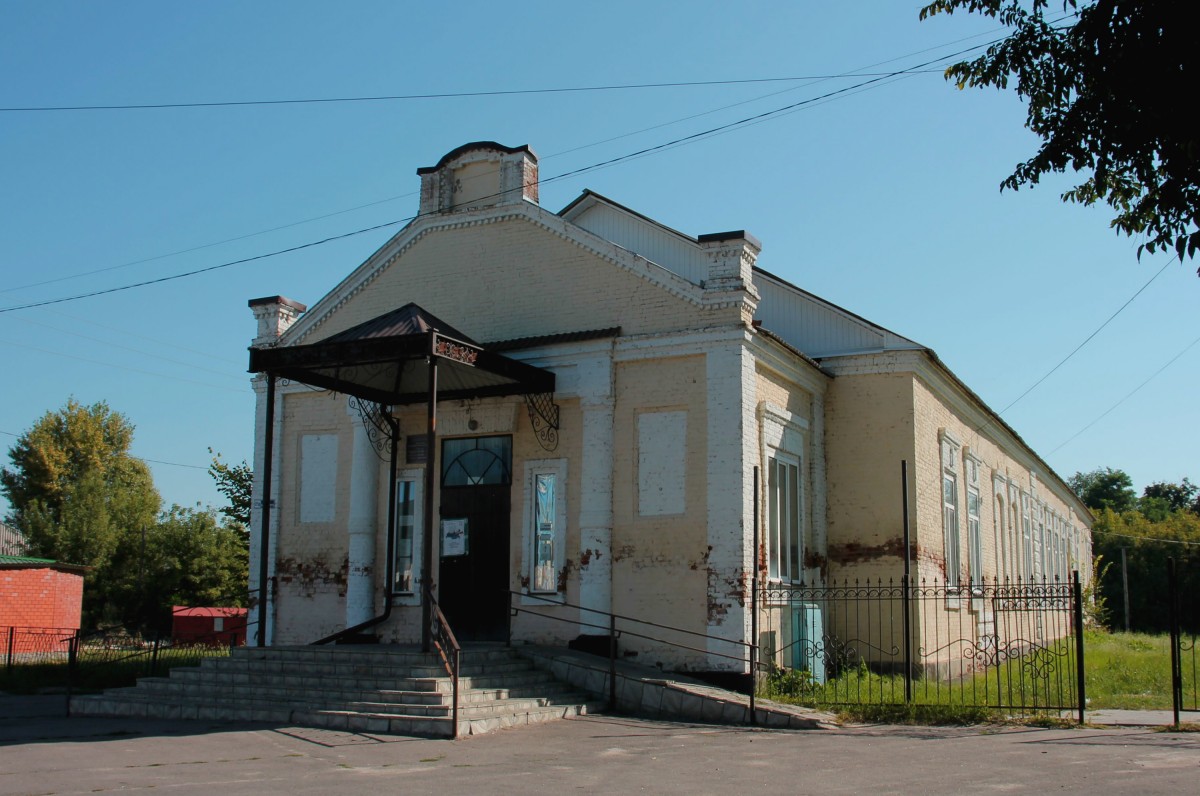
[2,1,1196,516]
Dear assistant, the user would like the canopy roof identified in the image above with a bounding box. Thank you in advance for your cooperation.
[248,303,555,405]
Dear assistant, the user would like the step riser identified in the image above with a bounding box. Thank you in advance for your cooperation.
[74,647,596,738]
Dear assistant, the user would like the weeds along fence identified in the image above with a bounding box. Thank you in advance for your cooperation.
[1,625,242,699]
[758,574,1085,717]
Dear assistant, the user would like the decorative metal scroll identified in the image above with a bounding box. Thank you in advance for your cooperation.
[523,391,560,452]
[349,396,396,460]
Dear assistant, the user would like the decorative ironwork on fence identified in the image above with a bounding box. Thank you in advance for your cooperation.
[758,573,1086,717]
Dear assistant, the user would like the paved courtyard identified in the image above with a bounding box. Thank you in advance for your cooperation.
[1,696,1198,795]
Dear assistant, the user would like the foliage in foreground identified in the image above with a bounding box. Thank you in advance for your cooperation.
[920,1,1199,265]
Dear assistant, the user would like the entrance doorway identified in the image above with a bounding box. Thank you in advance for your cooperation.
[437,436,512,642]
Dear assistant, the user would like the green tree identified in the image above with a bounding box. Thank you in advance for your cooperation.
[1091,506,1200,633]
[1138,478,1198,521]
[1068,467,1137,513]
[208,448,252,544]
[1,399,160,569]
[920,1,1200,267]
[1,400,162,628]
[106,506,249,633]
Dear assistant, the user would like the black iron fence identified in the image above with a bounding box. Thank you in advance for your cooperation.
[758,573,1086,719]
[1167,557,1198,727]
[1,623,245,712]
[4,626,76,670]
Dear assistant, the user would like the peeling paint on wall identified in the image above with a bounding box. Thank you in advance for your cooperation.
[276,556,349,598]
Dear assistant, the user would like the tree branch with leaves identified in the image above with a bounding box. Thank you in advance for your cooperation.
[921,0,1199,267]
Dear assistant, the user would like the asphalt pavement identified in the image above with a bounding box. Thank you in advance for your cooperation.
[1,695,1198,795]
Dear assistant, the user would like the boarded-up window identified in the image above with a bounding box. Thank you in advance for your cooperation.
[637,410,686,516]
[300,434,338,523]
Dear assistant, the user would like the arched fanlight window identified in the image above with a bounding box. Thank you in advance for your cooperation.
[441,436,512,486]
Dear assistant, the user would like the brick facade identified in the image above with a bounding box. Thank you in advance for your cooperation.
[0,562,84,649]
[246,141,1091,673]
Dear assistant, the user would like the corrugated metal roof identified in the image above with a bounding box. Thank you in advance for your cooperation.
[0,555,88,573]
[172,606,248,618]
[0,555,56,566]
[321,302,477,344]
[487,327,621,352]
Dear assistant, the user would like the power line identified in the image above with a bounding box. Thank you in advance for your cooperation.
[0,338,250,393]
[3,28,1009,296]
[0,429,209,471]
[999,257,1177,415]
[0,41,993,316]
[0,218,404,314]
[0,73,945,113]
[1092,528,1200,547]
[10,316,246,381]
[1048,332,1200,456]
[0,193,415,295]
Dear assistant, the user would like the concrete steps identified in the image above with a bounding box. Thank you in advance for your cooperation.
[69,645,602,737]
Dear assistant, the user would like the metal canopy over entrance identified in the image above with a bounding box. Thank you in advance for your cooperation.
[247,303,557,650]
[248,302,555,405]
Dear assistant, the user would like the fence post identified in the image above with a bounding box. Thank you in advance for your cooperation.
[5,627,13,675]
[901,460,912,703]
[750,465,759,726]
[1169,557,1182,730]
[1072,570,1086,725]
[150,636,162,677]
[608,614,617,712]
[66,633,79,716]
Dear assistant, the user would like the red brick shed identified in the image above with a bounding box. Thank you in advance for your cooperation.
[0,556,86,651]
[171,606,248,646]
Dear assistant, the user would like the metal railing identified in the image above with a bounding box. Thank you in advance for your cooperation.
[506,573,1087,722]
[760,574,1086,719]
[4,626,76,671]
[505,590,760,721]
[426,586,461,739]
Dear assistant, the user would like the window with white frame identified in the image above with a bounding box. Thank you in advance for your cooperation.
[524,459,567,594]
[965,455,983,587]
[1020,493,1034,580]
[392,472,423,594]
[940,434,962,587]
[768,452,803,583]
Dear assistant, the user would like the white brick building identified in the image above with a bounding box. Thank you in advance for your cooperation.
[247,142,1091,674]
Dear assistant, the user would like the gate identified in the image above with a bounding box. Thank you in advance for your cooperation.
[759,572,1086,719]
[1168,557,1198,727]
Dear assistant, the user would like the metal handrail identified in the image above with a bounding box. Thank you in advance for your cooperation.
[426,586,461,739]
[505,589,759,718]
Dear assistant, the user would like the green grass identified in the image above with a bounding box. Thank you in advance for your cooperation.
[759,629,1198,717]
[0,645,233,695]
[1082,630,1188,710]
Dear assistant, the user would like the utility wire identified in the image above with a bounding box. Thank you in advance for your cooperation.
[0,338,250,393]
[0,429,209,470]
[12,316,247,381]
[3,27,1011,296]
[1048,331,1200,455]
[1092,528,1200,547]
[0,73,945,113]
[0,219,404,314]
[0,41,994,316]
[999,257,1177,415]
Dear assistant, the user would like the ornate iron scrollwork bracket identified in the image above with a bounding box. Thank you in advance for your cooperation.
[350,396,396,460]
[523,391,560,452]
